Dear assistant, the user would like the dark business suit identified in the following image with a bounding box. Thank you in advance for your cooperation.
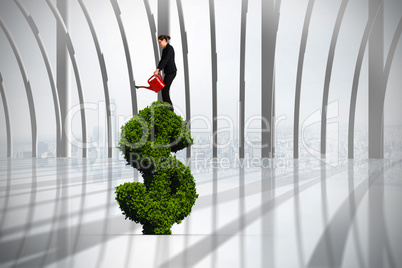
[157,43,177,111]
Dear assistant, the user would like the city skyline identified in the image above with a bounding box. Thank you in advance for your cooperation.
[0,0,401,159]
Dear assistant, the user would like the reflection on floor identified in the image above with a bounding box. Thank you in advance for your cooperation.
[0,157,401,268]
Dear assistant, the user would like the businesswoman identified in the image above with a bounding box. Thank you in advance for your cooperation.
[154,35,177,112]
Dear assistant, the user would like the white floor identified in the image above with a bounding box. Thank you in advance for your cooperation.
[0,157,402,268]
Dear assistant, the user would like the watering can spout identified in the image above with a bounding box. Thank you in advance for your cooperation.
[135,85,151,90]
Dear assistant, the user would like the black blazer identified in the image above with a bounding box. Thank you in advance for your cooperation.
[157,43,177,74]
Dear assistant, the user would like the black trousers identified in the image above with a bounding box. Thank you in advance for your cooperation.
[162,72,176,111]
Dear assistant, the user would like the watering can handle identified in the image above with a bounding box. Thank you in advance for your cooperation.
[148,73,162,83]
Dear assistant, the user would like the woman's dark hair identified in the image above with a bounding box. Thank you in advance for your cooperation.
[158,35,171,41]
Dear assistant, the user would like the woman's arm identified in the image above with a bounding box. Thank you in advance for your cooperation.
[157,45,174,72]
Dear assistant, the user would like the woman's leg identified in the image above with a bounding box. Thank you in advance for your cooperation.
[162,72,176,111]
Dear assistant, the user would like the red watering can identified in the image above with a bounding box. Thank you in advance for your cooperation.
[135,74,165,93]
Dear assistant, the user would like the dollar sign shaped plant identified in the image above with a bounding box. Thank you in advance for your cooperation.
[115,101,198,234]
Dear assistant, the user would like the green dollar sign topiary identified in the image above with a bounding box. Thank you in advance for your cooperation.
[115,101,198,234]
